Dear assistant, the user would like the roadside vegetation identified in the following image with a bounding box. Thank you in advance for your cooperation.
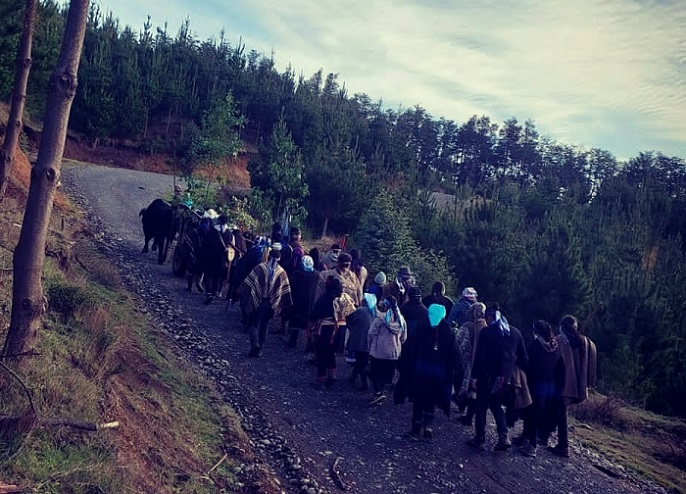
[0,148,271,493]
[571,393,686,492]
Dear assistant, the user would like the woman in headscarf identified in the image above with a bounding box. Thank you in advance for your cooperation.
[367,271,386,300]
[469,303,528,452]
[368,295,407,405]
[395,304,459,441]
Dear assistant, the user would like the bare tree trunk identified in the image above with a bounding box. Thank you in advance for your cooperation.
[2,0,90,360]
[0,0,38,201]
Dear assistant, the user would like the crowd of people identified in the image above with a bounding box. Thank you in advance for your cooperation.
[175,215,597,458]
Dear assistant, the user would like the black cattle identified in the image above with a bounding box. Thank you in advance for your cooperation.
[139,198,177,264]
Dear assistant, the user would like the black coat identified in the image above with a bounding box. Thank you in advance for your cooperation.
[346,307,374,353]
[400,300,429,342]
[422,294,454,316]
[395,319,459,416]
[525,338,565,398]
[200,228,227,275]
[287,269,319,328]
[472,323,528,386]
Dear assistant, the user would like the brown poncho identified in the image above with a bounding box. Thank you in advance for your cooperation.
[238,261,292,317]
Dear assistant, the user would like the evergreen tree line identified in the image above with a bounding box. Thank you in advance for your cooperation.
[1,2,685,417]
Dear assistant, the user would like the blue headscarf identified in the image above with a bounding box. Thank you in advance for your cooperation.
[363,293,377,316]
[428,304,446,328]
[486,308,511,336]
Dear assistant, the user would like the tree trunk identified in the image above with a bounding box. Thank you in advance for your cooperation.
[2,0,90,360]
[0,0,38,201]
[321,217,329,238]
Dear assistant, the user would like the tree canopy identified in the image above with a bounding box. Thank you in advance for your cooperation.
[1,5,685,417]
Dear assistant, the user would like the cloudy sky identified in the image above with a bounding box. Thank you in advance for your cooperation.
[101,0,685,160]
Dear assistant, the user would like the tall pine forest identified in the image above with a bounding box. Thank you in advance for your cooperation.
[1,1,685,417]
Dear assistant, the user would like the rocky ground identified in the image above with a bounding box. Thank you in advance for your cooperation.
[61,163,667,494]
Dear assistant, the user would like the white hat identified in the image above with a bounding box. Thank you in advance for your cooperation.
[203,208,219,220]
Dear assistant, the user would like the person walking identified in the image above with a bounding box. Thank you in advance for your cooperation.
[394,286,428,409]
[315,252,363,307]
[200,217,229,304]
[309,276,343,388]
[349,248,368,290]
[396,303,459,441]
[285,255,319,348]
[550,315,597,457]
[447,287,478,329]
[288,227,306,274]
[400,286,428,342]
[455,302,487,426]
[520,319,565,458]
[367,271,386,300]
[422,281,454,315]
[345,293,377,390]
[468,303,528,451]
[238,244,292,357]
[383,266,415,307]
[368,295,407,405]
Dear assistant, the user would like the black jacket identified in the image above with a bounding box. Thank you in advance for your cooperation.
[472,323,528,384]
[395,319,459,416]
[287,269,319,328]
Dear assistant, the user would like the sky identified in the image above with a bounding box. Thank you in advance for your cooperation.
[101,0,686,161]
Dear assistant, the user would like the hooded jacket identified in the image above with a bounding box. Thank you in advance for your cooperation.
[368,308,407,360]
[556,331,597,405]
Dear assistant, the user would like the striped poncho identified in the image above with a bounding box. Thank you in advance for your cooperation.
[238,260,292,317]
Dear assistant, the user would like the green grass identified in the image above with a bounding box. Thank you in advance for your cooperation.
[0,239,247,493]
[572,393,686,493]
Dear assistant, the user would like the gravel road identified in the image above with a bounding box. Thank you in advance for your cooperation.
[61,163,665,494]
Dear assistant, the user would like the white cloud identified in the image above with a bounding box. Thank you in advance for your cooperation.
[99,0,686,158]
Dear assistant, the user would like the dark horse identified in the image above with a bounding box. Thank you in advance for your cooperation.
[139,199,177,264]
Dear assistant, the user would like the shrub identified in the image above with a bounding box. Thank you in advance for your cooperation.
[46,281,97,322]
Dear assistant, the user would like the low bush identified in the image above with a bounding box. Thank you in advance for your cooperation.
[45,281,97,323]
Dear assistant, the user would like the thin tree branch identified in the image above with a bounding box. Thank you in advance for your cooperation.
[0,415,119,431]
[0,349,40,360]
[0,360,35,415]
[0,243,15,254]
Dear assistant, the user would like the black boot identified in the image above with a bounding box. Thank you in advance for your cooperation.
[287,330,299,348]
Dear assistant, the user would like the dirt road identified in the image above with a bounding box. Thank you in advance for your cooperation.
[62,164,663,494]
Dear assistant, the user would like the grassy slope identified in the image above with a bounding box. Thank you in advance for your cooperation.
[572,394,686,492]
[0,135,273,492]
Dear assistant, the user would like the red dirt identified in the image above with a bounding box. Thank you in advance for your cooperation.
[61,132,252,188]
